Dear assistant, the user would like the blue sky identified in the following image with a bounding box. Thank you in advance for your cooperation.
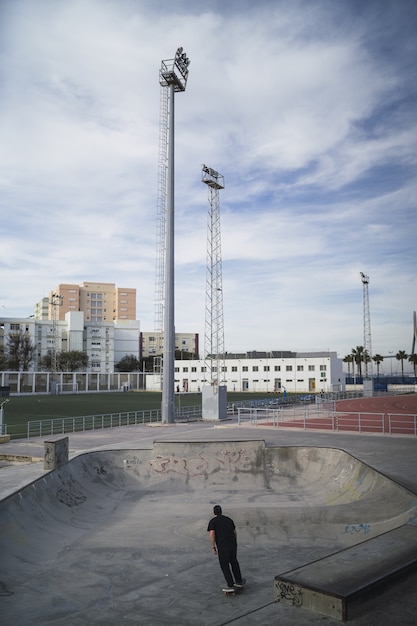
[1,0,416,365]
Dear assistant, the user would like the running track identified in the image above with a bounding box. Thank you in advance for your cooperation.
[261,395,417,436]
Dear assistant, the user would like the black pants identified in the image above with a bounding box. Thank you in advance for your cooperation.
[218,543,242,587]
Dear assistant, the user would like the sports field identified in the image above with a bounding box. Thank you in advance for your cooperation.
[2,390,283,439]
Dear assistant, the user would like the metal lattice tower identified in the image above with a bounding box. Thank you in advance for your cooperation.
[360,272,373,379]
[202,165,225,386]
[49,293,63,377]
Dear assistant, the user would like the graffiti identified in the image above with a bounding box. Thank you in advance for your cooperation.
[94,466,107,475]
[147,448,252,477]
[56,481,87,507]
[275,581,303,606]
[407,510,417,526]
[343,523,371,535]
[124,455,140,469]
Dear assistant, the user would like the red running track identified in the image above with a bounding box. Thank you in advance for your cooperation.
[260,395,417,436]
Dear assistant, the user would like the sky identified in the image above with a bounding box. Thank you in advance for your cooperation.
[1,0,416,365]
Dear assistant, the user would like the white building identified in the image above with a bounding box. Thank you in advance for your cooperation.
[0,313,140,373]
[146,351,344,394]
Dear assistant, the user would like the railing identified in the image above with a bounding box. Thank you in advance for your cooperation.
[237,406,417,436]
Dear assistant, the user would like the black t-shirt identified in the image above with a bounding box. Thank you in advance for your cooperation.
[207,514,236,548]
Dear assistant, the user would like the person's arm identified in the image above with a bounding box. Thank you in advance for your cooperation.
[209,529,217,554]
[234,529,237,539]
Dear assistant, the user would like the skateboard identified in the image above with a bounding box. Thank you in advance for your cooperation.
[223,578,246,595]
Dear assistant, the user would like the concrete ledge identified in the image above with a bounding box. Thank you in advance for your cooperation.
[0,454,43,463]
[0,435,11,444]
[274,524,417,621]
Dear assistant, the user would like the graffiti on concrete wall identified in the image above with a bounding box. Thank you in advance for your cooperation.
[342,523,371,535]
[56,478,87,507]
[147,448,253,477]
[275,581,303,606]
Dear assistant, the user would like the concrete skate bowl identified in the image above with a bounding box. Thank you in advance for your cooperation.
[1,440,417,625]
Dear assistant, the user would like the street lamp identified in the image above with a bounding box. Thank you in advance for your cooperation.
[159,48,190,424]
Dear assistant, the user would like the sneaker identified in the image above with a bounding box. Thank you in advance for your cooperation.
[234,578,246,588]
[222,587,235,592]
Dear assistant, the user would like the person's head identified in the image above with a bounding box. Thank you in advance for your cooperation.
[213,504,222,516]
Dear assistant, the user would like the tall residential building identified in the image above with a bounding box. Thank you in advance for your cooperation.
[140,332,199,360]
[43,282,136,322]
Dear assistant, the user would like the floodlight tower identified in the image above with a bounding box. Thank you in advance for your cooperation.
[202,164,225,385]
[360,272,372,379]
[159,47,190,424]
[201,165,227,421]
[49,293,63,382]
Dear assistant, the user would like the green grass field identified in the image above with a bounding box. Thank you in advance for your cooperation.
[2,390,285,439]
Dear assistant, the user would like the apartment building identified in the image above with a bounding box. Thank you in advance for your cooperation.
[35,282,136,322]
[0,313,140,373]
[140,332,199,359]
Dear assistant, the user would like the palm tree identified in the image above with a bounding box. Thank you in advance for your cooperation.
[396,350,408,383]
[408,354,417,382]
[343,354,353,377]
[372,354,384,380]
[351,346,365,378]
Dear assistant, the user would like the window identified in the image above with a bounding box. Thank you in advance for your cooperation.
[183,367,188,373]
[242,366,248,372]
[264,365,270,371]
[321,365,327,371]
[149,336,155,342]
[286,365,292,372]
[308,365,315,371]
[191,367,197,372]
[231,366,237,372]
[175,367,179,372]
[297,365,304,371]
[10,324,20,331]
[274,365,281,372]
[252,366,258,371]
[201,367,206,372]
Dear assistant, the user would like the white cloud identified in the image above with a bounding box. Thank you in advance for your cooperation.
[1,0,416,360]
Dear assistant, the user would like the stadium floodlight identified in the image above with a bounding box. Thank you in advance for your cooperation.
[159,48,190,424]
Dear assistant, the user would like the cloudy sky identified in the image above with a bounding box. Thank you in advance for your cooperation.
[1,0,416,364]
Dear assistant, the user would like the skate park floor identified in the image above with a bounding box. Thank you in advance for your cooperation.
[1,418,417,626]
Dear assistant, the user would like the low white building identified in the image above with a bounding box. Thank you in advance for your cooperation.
[146,351,344,394]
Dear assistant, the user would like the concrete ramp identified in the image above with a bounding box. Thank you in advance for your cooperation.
[274,524,417,621]
[0,440,416,625]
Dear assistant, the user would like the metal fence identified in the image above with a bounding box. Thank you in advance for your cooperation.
[236,406,417,436]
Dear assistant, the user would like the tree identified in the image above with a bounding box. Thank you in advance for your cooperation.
[343,354,353,377]
[59,351,89,372]
[409,354,417,382]
[39,351,89,372]
[116,354,140,372]
[372,354,384,379]
[396,350,408,382]
[351,346,365,378]
[6,329,35,371]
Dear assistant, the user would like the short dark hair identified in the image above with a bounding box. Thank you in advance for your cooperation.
[213,505,222,516]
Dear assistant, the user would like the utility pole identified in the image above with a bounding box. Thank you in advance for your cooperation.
[159,47,190,424]
[360,272,372,380]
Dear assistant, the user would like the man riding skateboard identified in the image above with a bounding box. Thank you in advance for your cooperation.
[207,504,245,593]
